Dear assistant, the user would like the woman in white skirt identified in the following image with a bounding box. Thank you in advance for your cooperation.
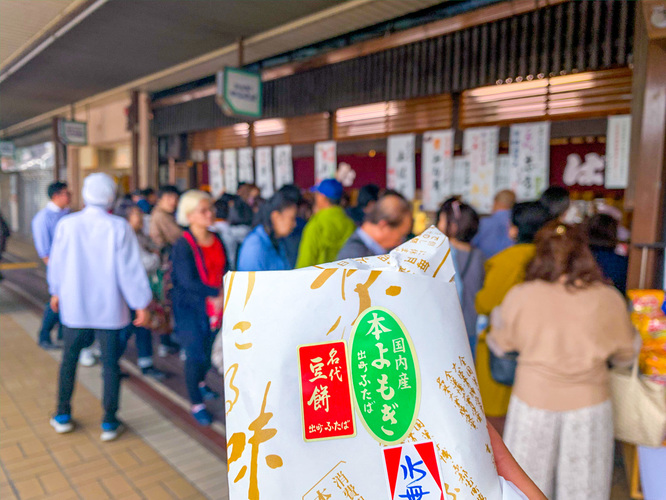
[487,221,636,500]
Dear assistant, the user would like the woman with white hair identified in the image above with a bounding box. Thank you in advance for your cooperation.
[170,190,227,426]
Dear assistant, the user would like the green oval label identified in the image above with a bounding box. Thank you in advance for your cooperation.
[349,306,421,445]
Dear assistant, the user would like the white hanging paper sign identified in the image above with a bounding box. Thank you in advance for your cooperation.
[255,146,274,198]
[495,154,511,192]
[463,126,499,214]
[563,152,605,187]
[315,141,337,185]
[238,147,255,184]
[387,134,416,200]
[422,130,454,211]
[207,150,224,198]
[605,115,631,189]
[273,145,294,190]
[452,156,471,202]
[509,122,551,201]
[223,149,238,195]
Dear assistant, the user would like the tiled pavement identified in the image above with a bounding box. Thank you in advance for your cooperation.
[0,236,632,499]
[0,289,229,500]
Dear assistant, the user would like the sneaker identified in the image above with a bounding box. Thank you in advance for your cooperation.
[199,385,219,401]
[141,366,167,381]
[90,342,102,358]
[79,349,97,367]
[39,341,60,351]
[157,344,179,358]
[179,349,187,361]
[50,414,74,434]
[100,421,125,442]
[192,408,212,426]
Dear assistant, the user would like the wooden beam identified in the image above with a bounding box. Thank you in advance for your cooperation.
[626,1,666,289]
[262,0,569,82]
[153,0,569,109]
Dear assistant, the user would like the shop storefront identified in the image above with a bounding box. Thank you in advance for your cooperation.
[152,1,635,209]
[0,140,55,237]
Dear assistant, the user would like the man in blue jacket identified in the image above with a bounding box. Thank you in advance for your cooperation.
[472,190,516,259]
[31,181,70,350]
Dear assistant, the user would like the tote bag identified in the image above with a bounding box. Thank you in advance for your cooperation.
[610,362,666,447]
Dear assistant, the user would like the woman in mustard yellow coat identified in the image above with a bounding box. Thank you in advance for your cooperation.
[475,202,551,427]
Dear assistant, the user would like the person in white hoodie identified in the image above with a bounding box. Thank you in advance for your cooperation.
[47,173,152,441]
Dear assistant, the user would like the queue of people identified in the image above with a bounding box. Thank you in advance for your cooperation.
[33,172,638,498]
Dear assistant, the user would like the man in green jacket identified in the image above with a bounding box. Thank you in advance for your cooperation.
[296,179,355,268]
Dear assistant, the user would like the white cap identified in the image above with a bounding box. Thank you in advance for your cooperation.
[82,173,117,209]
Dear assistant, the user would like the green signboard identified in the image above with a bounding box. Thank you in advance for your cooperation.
[216,67,262,118]
[58,120,87,145]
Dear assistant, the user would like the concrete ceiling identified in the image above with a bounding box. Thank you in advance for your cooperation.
[0,0,345,129]
[0,0,81,69]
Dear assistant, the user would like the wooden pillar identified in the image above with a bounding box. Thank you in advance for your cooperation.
[129,90,140,191]
[52,117,62,182]
[138,91,153,187]
[66,145,81,210]
[626,1,666,290]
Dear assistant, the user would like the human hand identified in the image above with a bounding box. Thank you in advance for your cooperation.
[487,422,546,499]
[211,295,225,312]
[50,295,59,313]
[134,308,151,327]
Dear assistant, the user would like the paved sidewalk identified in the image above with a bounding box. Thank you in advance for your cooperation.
[0,289,229,500]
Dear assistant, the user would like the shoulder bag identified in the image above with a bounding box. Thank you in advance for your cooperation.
[610,362,666,447]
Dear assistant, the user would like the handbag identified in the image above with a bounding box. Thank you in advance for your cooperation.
[489,347,518,386]
[610,362,666,447]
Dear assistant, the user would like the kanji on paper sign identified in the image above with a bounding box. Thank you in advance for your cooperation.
[298,341,356,442]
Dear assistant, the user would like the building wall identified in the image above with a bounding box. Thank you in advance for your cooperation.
[153,0,635,136]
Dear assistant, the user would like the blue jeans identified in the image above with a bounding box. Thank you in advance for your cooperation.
[120,324,154,369]
[183,331,217,405]
[39,303,62,344]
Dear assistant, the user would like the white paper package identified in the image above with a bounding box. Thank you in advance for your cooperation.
[219,227,512,500]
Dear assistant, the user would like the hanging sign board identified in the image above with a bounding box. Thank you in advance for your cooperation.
[452,156,472,202]
[0,141,14,171]
[495,154,511,192]
[255,146,274,198]
[509,122,551,201]
[224,149,238,195]
[605,115,631,189]
[273,145,294,190]
[216,67,262,118]
[315,141,337,185]
[0,141,14,157]
[463,127,499,214]
[207,150,224,198]
[58,120,88,145]
[238,147,254,184]
[387,134,416,200]
[422,130,454,211]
